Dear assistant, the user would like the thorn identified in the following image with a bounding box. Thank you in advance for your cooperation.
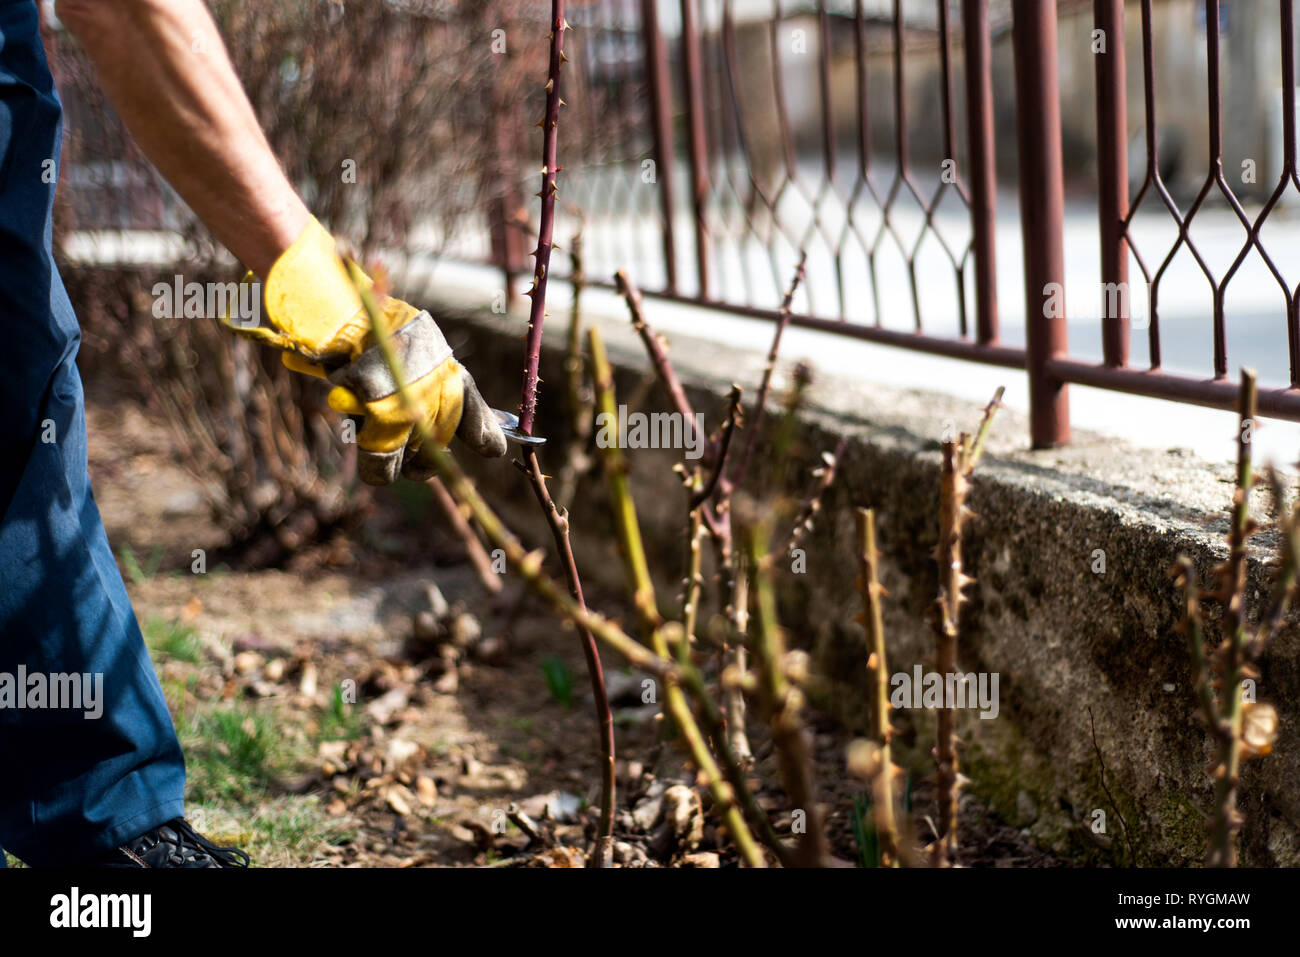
[546,79,554,93]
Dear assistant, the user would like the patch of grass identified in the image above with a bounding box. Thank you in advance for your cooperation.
[158,669,360,866]
[119,543,165,584]
[181,704,279,804]
[184,797,357,868]
[851,792,880,868]
[241,799,357,867]
[319,683,365,741]
[161,673,200,732]
[540,655,575,708]
[144,616,202,664]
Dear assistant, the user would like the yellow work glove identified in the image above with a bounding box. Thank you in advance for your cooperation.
[228,217,507,485]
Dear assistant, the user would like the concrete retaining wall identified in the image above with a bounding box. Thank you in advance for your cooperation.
[422,292,1300,867]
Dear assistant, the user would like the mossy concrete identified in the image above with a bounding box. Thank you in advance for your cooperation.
[414,287,1300,867]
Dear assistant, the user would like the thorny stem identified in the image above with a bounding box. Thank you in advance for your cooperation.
[616,270,705,453]
[691,385,743,509]
[687,641,796,867]
[681,501,706,650]
[724,553,752,765]
[682,387,740,697]
[728,252,807,492]
[1177,370,1294,867]
[588,328,659,629]
[427,476,502,595]
[960,386,1005,474]
[517,0,568,436]
[611,264,819,862]
[1210,369,1255,867]
[1175,557,1221,733]
[348,259,618,867]
[554,224,592,511]
[787,436,847,554]
[709,257,806,764]
[507,4,616,867]
[932,441,964,868]
[588,326,765,868]
[518,450,615,867]
[679,490,794,864]
[931,387,1002,867]
[744,518,829,867]
[356,279,687,691]
[855,508,899,867]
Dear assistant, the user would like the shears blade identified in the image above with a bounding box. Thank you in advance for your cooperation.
[493,409,547,446]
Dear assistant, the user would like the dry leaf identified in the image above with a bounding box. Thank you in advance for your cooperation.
[181,596,203,623]
[1241,701,1279,758]
[298,661,318,697]
[385,785,415,817]
[233,651,263,676]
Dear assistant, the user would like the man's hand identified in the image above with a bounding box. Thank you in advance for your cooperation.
[231,217,507,485]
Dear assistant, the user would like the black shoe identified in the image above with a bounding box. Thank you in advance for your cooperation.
[92,818,250,868]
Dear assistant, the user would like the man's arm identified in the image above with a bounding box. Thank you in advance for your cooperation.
[54,0,509,476]
[55,0,310,277]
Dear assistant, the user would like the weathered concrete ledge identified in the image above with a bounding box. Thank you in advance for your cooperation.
[414,285,1300,867]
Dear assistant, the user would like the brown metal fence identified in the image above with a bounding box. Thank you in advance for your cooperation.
[485,0,1300,448]
[1056,0,1300,432]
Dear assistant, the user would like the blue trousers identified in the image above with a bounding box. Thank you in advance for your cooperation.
[0,0,185,865]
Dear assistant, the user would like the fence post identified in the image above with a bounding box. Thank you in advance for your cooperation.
[488,118,527,309]
[1094,0,1130,368]
[640,0,679,294]
[679,0,710,298]
[1012,0,1070,447]
[962,0,998,346]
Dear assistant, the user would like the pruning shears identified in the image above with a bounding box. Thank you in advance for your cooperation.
[493,409,546,447]
[316,350,545,449]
